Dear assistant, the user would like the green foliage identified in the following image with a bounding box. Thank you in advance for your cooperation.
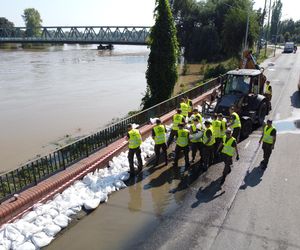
[22,8,42,36]
[143,0,179,109]
[0,17,14,29]
[270,0,282,42]
[279,19,300,43]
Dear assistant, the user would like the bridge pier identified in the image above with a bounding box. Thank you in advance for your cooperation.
[97,44,113,50]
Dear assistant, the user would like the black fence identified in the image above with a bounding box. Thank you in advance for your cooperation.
[0,77,221,203]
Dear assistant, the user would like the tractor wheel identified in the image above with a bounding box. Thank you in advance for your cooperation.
[258,102,268,125]
[241,119,253,139]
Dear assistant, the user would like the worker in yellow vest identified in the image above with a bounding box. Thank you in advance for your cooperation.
[152,119,168,166]
[259,119,276,170]
[189,108,203,125]
[189,118,203,163]
[218,113,227,138]
[167,109,185,147]
[264,80,272,111]
[185,97,193,117]
[180,97,189,118]
[174,123,190,168]
[229,106,241,142]
[212,113,222,161]
[217,128,239,185]
[202,120,215,171]
[126,124,143,177]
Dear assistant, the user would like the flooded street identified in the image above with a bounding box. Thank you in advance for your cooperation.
[0,45,148,172]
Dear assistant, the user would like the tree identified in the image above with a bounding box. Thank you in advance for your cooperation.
[0,17,15,37]
[22,8,42,36]
[270,0,282,42]
[143,0,179,109]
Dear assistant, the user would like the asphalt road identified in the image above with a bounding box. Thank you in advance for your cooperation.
[46,50,300,250]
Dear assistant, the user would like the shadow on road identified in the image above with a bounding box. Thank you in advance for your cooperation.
[290,91,300,108]
[191,177,224,208]
[240,165,265,190]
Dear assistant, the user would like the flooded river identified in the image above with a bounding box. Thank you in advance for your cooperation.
[0,45,149,172]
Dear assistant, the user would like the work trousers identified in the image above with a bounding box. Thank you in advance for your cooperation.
[214,138,223,162]
[202,144,214,170]
[222,153,232,178]
[174,145,189,167]
[128,147,143,173]
[262,142,273,166]
[232,127,241,142]
[167,129,177,147]
[191,142,202,161]
[154,143,168,165]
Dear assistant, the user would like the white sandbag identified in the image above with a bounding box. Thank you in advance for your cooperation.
[31,232,53,248]
[43,223,61,237]
[94,191,108,203]
[83,198,101,210]
[48,208,59,219]
[114,180,127,189]
[22,211,38,223]
[150,117,159,124]
[0,245,7,250]
[53,214,70,228]
[33,215,52,227]
[4,224,24,242]
[131,123,139,129]
[13,241,36,250]
[63,209,76,217]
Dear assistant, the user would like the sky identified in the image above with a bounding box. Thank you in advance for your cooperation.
[0,0,299,27]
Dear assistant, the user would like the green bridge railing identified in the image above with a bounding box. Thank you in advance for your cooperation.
[0,77,222,203]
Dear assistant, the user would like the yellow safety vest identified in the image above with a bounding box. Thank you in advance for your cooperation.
[187,99,193,112]
[203,127,215,146]
[153,125,167,145]
[221,136,236,157]
[262,125,275,144]
[212,120,222,138]
[231,112,241,129]
[190,124,202,143]
[172,114,184,131]
[176,128,189,147]
[128,129,142,149]
[265,84,272,95]
[220,119,227,137]
[191,113,203,124]
[180,102,189,117]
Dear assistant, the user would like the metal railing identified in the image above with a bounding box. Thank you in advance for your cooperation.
[0,26,150,45]
[0,77,221,203]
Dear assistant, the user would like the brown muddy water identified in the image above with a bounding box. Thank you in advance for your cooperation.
[45,158,192,250]
[0,45,148,172]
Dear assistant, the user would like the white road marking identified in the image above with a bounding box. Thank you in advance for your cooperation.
[275,113,281,120]
[244,140,251,149]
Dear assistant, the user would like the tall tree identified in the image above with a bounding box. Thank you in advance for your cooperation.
[22,8,42,36]
[270,0,282,42]
[143,0,179,109]
[0,17,15,37]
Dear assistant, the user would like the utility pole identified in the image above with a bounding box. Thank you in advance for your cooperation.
[264,0,272,57]
[244,12,250,50]
[256,0,268,57]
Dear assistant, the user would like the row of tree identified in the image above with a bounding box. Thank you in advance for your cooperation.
[0,8,42,36]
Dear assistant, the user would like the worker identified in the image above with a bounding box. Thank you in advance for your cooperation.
[217,128,239,185]
[229,106,241,142]
[212,113,222,161]
[152,119,168,166]
[202,120,215,171]
[189,118,203,163]
[167,109,185,147]
[218,113,227,138]
[189,108,203,125]
[180,97,189,118]
[126,124,143,177]
[173,123,190,168]
[185,96,193,117]
[259,119,276,170]
[264,80,272,110]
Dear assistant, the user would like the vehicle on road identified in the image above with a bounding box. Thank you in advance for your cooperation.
[204,51,269,138]
[283,42,295,53]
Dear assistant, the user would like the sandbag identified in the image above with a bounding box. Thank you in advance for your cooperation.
[83,198,101,210]
[31,232,53,248]
[53,214,70,228]
[14,241,37,250]
[43,223,61,237]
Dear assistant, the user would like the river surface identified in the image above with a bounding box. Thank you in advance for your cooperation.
[0,45,149,172]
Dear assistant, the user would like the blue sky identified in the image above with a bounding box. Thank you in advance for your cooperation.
[0,0,299,27]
